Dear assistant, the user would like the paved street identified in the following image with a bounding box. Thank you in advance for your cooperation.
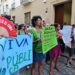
[18,56,75,75]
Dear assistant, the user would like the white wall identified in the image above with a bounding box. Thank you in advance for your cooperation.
[15,0,20,8]
[0,0,3,15]
[0,0,10,15]
[8,0,20,9]
[0,0,1,5]
[0,0,21,15]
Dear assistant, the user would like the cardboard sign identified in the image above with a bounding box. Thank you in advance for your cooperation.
[36,25,57,53]
[0,16,17,37]
[0,35,33,75]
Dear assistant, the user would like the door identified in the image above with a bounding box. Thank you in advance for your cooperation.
[55,4,64,25]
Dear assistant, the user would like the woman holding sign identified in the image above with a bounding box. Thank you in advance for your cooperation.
[50,24,62,75]
[29,16,45,75]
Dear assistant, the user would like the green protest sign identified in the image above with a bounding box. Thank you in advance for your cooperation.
[36,25,57,53]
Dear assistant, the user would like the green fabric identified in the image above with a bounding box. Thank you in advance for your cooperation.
[29,26,58,54]
[29,28,42,53]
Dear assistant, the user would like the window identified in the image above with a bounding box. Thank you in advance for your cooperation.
[25,12,31,25]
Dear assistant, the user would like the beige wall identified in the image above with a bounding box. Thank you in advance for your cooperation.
[71,0,75,24]
[64,2,71,24]
[24,0,51,24]
[10,0,75,25]
[10,5,25,24]
[10,0,51,24]
[49,0,71,24]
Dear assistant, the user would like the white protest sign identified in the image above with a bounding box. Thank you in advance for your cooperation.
[62,25,72,44]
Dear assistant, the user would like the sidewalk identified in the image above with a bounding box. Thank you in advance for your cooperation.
[62,52,75,60]
[17,56,75,75]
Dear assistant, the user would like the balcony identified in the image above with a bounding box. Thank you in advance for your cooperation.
[21,0,33,5]
[11,2,15,10]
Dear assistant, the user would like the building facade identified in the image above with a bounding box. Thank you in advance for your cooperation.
[1,0,75,25]
[0,0,11,15]
[0,0,20,16]
[10,0,51,25]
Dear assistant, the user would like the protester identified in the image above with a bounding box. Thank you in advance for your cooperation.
[45,51,50,64]
[71,24,75,55]
[2,15,11,20]
[59,24,65,53]
[3,15,20,75]
[42,21,50,64]
[62,24,74,67]
[68,24,75,66]
[50,24,62,75]
[72,25,75,53]
[29,16,45,75]
[14,23,19,35]
[18,24,24,34]
[72,24,75,42]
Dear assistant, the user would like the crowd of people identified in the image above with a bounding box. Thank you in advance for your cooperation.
[0,15,75,75]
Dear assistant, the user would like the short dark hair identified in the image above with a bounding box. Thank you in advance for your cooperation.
[31,16,42,27]
[54,23,59,28]
[2,15,11,20]
[18,24,24,30]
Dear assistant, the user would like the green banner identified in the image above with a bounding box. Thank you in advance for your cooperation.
[36,25,57,53]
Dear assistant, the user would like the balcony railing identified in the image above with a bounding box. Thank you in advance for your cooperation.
[21,0,33,5]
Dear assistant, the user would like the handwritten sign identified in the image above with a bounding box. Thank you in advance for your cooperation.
[0,35,33,75]
[0,16,17,37]
[36,26,57,53]
[62,25,72,44]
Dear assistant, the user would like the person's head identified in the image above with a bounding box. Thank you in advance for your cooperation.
[23,25,28,33]
[18,24,24,30]
[15,25,17,30]
[63,22,67,25]
[2,15,11,20]
[41,20,46,26]
[32,16,42,27]
[23,25,27,30]
[72,24,75,28]
[54,23,60,30]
